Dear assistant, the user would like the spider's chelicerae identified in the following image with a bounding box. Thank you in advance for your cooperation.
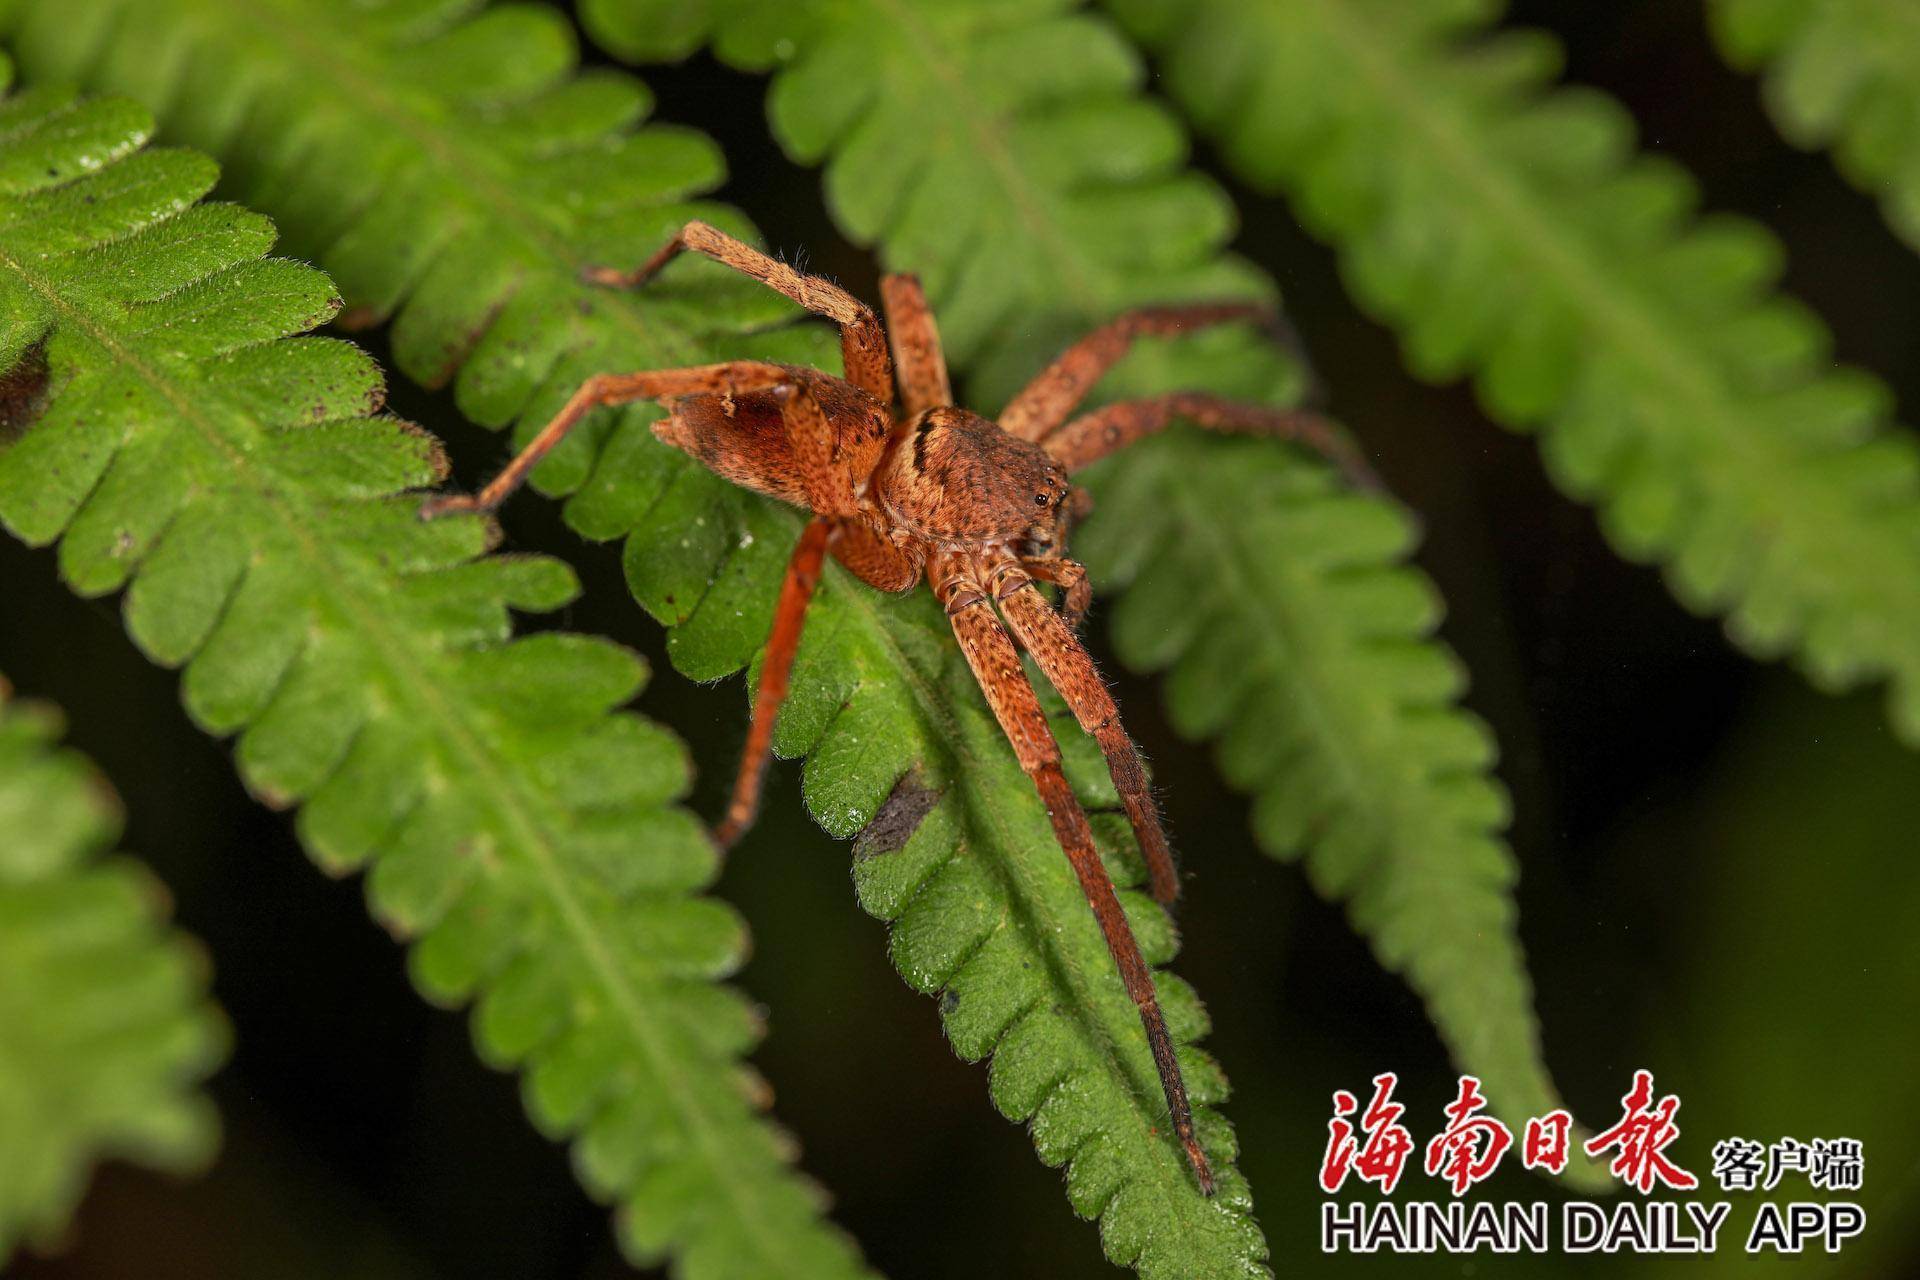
[423,221,1369,1193]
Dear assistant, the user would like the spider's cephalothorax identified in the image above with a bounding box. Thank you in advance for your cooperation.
[876,406,1072,543]
[422,220,1371,1195]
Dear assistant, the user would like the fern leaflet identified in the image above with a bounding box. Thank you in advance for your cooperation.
[0,1,1274,1271]
[1710,0,1920,254]
[1108,0,1920,744]
[0,672,226,1261]
[0,68,874,1280]
[582,0,1601,1183]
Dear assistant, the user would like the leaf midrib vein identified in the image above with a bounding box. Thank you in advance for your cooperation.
[1160,464,1400,851]
[866,0,1105,317]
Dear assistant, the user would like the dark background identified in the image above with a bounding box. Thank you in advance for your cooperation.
[4,2,1917,1277]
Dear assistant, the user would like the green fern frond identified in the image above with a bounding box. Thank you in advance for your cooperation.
[0,71,875,1280]
[0,2,1274,1267]
[0,676,226,1260]
[1709,0,1920,252]
[1108,0,1920,745]
[581,0,1600,1183]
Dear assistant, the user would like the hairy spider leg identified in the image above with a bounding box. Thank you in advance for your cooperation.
[879,273,952,416]
[1044,391,1380,491]
[719,517,929,851]
[833,522,923,592]
[585,219,895,406]
[712,380,914,847]
[997,303,1281,441]
[715,517,834,849]
[933,552,1215,1195]
[770,382,861,517]
[986,556,1179,905]
[418,362,800,519]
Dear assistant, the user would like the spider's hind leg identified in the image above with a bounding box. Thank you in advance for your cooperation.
[879,273,952,416]
[419,361,798,519]
[585,219,895,405]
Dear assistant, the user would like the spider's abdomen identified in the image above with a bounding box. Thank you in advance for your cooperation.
[653,365,890,509]
[875,407,1069,544]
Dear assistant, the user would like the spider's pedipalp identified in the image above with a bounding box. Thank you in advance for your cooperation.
[1018,554,1092,629]
[934,554,1214,1193]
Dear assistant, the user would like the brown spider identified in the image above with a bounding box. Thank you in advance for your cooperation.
[422,221,1369,1194]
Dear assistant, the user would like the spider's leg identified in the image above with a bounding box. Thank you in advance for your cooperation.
[934,556,1215,1195]
[773,382,860,518]
[1017,555,1091,629]
[714,382,885,843]
[420,362,798,519]
[715,517,834,849]
[879,273,952,415]
[585,220,894,405]
[834,522,923,593]
[999,302,1284,441]
[987,557,1178,904]
[1043,392,1379,492]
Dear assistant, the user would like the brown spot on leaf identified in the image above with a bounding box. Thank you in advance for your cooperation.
[853,771,941,861]
[0,339,52,443]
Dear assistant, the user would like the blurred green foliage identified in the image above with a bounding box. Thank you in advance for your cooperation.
[0,680,225,1261]
[1711,0,1920,252]
[1112,0,1920,742]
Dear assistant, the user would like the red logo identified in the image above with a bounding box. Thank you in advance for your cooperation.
[1423,1075,1513,1194]
[1321,1073,1416,1193]
[1522,1109,1573,1175]
[1582,1069,1698,1192]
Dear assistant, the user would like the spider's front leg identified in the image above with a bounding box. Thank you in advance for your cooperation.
[994,301,1374,486]
[879,273,952,417]
[933,555,1215,1195]
[986,557,1177,904]
[998,302,1287,441]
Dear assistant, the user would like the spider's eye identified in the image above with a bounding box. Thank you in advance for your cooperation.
[1034,492,1051,507]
